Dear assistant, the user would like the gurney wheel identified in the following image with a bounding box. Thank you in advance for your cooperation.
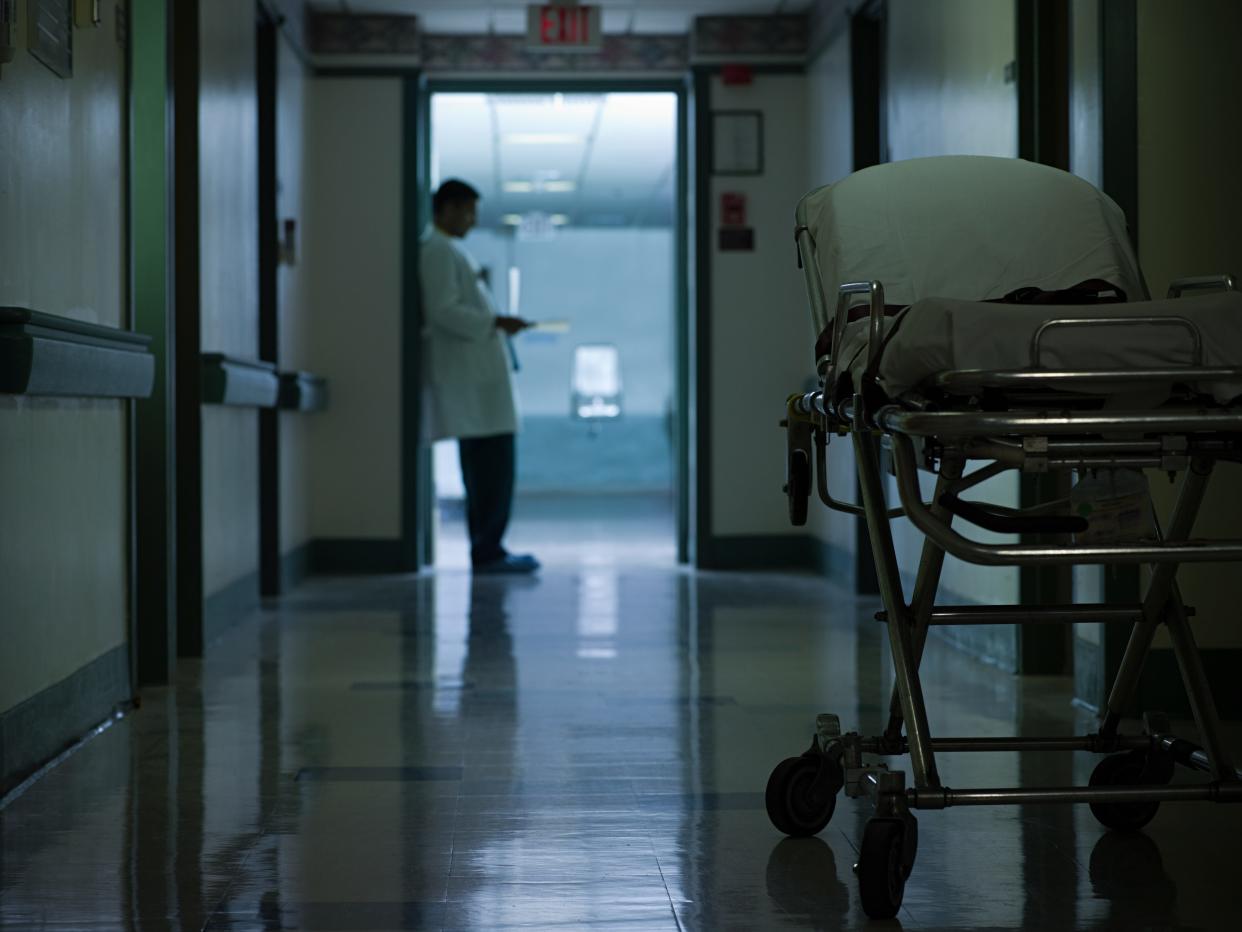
[785,449,810,527]
[765,754,840,837]
[857,817,912,920]
[1088,750,1172,832]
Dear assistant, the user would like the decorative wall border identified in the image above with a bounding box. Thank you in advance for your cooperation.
[308,11,815,72]
[691,15,810,63]
[420,32,688,73]
[307,11,421,57]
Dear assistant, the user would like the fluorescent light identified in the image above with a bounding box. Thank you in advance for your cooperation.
[501,214,523,225]
[503,180,535,192]
[549,214,571,226]
[504,133,582,145]
[542,179,577,192]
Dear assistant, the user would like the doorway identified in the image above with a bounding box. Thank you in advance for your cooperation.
[422,86,687,569]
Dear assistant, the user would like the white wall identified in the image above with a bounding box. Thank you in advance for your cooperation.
[1069,0,1102,189]
[199,0,261,597]
[304,78,404,539]
[708,73,816,538]
[803,25,857,572]
[886,0,1018,161]
[883,0,1021,607]
[1137,0,1242,650]
[0,1,129,712]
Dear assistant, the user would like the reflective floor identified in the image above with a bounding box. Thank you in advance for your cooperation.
[3,520,1241,929]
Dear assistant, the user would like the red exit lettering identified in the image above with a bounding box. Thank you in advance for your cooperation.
[539,7,591,45]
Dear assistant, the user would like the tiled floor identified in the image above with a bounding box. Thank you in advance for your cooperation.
[2,503,1240,930]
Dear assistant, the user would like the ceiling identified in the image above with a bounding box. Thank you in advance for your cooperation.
[321,1,814,35]
[432,92,678,229]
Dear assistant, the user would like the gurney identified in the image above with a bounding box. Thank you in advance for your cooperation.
[766,156,1242,919]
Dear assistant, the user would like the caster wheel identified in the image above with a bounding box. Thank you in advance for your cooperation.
[1088,750,1172,832]
[765,752,842,837]
[786,449,811,526]
[857,818,912,920]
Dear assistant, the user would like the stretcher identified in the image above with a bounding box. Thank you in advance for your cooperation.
[765,156,1242,919]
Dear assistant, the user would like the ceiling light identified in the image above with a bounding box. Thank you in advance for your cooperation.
[542,180,577,193]
[550,214,571,226]
[501,214,523,226]
[503,181,535,193]
[504,133,583,145]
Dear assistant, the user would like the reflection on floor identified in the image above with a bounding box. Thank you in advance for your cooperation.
[2,546,1240,929]
[435,491,679,569]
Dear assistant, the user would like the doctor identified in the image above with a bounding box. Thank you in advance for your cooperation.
[420,179,540,574]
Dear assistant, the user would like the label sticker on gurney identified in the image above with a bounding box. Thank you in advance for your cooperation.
[529,319,571,333]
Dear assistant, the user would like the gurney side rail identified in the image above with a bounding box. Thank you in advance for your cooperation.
[890,435,1242,565]
[877,405,1242,438]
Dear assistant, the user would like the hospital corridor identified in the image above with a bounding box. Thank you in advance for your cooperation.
[3,1,1242,930]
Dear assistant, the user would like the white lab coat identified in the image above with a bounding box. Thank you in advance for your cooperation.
[419,225,518,441]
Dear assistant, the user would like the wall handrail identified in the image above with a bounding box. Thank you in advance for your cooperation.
[278,371,329,412]
[0,306,154,398]
[201,353,280,407]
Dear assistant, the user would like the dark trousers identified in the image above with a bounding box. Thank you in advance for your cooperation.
[458,432,515,566]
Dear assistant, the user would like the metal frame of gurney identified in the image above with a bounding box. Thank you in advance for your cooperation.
[767,241,1242,917]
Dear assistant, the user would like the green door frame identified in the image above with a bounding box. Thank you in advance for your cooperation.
[130,0,176,683]
[404,76,695,567]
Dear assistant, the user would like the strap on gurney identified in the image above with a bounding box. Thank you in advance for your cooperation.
[813,279,1126,359]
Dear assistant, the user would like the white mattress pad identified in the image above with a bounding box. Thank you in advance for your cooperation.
[798,156,1149,333]
[832,290,1242,405]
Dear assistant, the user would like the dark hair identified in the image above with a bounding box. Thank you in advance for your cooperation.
[433,179,481,215]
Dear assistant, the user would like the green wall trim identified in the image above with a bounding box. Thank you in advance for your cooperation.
[0,645,130,796]
[130,0,176,685]
[309,538,407,575]
[200,353,280,407]
[201,570,262,650]
[692,67,712,567]
[400,74,428,572]
[0,307,154,398]
[171,0,205,659]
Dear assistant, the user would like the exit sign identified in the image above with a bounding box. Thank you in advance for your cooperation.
[527,4,601,53]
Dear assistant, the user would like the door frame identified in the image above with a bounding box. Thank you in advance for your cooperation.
[404,76,695,567]
[257,3,281,596]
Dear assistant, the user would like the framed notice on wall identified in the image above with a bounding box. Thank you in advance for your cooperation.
[711,110,763,176]
[29,0,73,78]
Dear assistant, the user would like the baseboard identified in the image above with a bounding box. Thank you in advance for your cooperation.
[281,541,312,591]
[933,623,1019,674]
[812,536,856,588]
[0,645,130,796]
[904,568,1020,674]
[699,534,821,571]
[1133,647,1242,721]
[203,570,261,644]
[1074,636,1107,713]
[308,538,406,575]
